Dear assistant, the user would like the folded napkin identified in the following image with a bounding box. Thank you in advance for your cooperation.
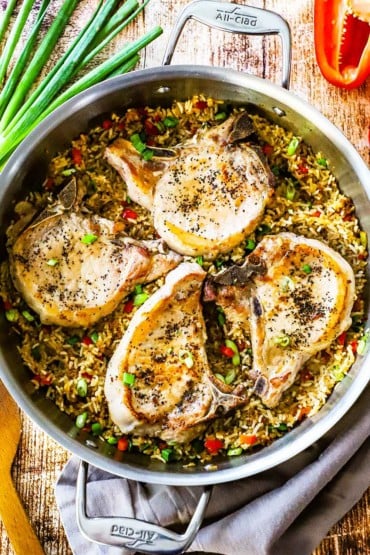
[56,386,370,555]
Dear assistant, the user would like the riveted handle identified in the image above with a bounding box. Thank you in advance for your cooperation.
[162,0,292,89]
[76,460,212,554]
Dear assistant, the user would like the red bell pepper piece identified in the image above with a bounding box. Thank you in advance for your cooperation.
[314,0,370,89]
[204,437,224,454]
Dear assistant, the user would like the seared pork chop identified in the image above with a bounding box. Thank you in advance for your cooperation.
[105,139,167,210]
[105,112,274,258]
[10,211,181,328]
[211,233,356,407]
[104,262,247,442]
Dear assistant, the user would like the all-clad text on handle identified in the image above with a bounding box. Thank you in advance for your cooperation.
[162,0,292,89]
[76,460,212,554]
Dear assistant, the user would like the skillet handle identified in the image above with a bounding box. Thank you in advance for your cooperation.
[162,0,291,89]
[76,460,212,554]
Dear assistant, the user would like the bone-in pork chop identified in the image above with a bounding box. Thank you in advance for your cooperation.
[105,139,166,210]
[104,262,247,442]
[10,211,181,328]
[211,233,356,407]
[105,113,274,259]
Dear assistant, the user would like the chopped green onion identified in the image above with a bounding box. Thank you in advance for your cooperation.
[274,335,290,347]
[225,368,236,384]
[271,166,280,176]
[245,238,256,251]
[214,259,223,269]
[107,436,118,445]
[76,378,88,397]
[75,411,88,429]
[163,116,179,128]
[5,308,19,322]
[317,157,327,167]
[61,168,76,176]
[332,365,346,382]
[280,276,295,292]
[357,329,370,356]
[195,255,204,266]
[22,310,35,322]
[214,111,227,121]
[134,284,143,294]
[91,422,103,435]
[122,372,135,386]
[179,349,194,368]
[81,233,98,245]
[89,331,99,344]
[161,447,174,462]
[276,423,288,432]
[47,257,59,267]
[215,373,225,382]
[360,231,367,248]
[225,339,240,365]
[301,263,312,274]
[67,335,80,345]
[287,137,300,155]
[142,148,154,161]
[130,132,146,153]
[133,292,149,306]
[227,447,243,456]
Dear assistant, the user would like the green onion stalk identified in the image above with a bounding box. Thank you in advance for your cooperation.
[0,0,162,168]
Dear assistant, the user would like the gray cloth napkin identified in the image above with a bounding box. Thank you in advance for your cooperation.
[55,386,370,555]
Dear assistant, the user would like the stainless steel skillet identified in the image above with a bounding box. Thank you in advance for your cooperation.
[0,2,369,553]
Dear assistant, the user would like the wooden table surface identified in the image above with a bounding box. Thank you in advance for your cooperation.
[0,0,369,554]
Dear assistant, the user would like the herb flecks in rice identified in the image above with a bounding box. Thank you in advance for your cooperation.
[0,95,367,463]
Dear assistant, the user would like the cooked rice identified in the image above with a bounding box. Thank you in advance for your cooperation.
[0,95,367,464]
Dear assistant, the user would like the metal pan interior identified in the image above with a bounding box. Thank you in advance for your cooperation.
[0,66,369,485]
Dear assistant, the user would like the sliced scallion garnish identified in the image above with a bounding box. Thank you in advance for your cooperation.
[81,233,98,245]
[179,349,194,368]
[76,378,88,397]
[47,257,59,266]
[274,335,290,347]
[75,411,88,429]
[287,137,300,155]
[122,372,135,386]
[5,308,19,322]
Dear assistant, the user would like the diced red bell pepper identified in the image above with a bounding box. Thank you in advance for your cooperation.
[102,119,113,130]
[350,340,358,353]
[82,336,93,346]
[337,331,347,345]
[220,345,235,358]
[204,437,224,454]
[44,177,55,190]
[3,299,12,310]
[262,144,274,156]
[297,163,309,174]
[117,437,129,451]
[34,374,53,386]
[144,119,160,136]
[71,147,83,166]
[123,298,135,313]
[314,0,370,89]
[122,208,139,220]
[194,100,208,110]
